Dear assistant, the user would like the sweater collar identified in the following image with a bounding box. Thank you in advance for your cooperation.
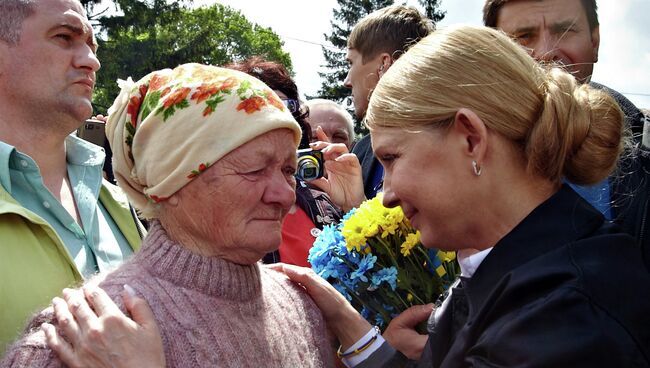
[136,220,262,301]
[463,184,604,315]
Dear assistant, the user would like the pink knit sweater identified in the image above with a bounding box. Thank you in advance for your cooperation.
[2,221,334,367]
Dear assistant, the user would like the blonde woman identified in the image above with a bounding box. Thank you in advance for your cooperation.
[279,25,650,367]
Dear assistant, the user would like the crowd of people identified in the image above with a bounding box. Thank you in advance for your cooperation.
[1,0,649,367]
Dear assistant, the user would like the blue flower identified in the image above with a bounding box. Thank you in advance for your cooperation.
[361,306,371,320]
[371,267,398,291]
[342,207,357,222]
[319,257,350,280]
[374,313,385,328]
[350,254,377,283]
[309,224,346,272]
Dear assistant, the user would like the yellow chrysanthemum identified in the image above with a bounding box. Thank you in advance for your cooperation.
[400,231,420,256]
[381,222,399,238]
[437,250,456,263]
[386,206,405,225]
[341,215,368,252]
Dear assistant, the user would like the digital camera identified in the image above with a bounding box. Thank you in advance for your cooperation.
[296,148,324,181]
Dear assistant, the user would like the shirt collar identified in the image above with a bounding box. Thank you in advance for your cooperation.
[0,135,105,194]
[457,247,493,278]
[65,134,105,167]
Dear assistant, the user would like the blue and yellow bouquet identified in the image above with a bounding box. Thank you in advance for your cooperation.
[309,194,459,329]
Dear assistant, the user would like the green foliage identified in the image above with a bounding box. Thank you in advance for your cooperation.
[90,0,291,114]
[418,0,446,23]
[315,0,445,136]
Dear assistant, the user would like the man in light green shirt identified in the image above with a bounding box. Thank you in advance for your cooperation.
[0,0,142,353]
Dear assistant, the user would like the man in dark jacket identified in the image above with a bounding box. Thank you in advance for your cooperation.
[483,0,650,268]
[343,5,434,199]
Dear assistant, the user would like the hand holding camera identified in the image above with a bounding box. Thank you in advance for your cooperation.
[305,141,366,212]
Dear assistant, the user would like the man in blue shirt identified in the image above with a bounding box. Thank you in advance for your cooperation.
[0,0,141,352]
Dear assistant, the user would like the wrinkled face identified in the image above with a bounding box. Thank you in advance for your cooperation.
[0,0,100,128]
[497,0,599,83]
[308,106,354,149]
[372,126,477,250]
[168,129,297,264]
[344,49,382,119]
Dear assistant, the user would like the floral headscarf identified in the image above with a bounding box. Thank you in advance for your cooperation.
[106,63,302,214]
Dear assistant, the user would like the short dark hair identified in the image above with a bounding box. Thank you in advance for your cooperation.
[483,0,599,31]
[225,57,311,149]
[0,0,36,45]
[348,5,434,63]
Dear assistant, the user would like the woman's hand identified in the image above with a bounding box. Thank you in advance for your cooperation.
[309,141,365,212]
[383,304,433,360]
[267,263,372,350]
[43,285,165,368]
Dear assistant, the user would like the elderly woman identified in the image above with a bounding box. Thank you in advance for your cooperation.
[1,63,333,367]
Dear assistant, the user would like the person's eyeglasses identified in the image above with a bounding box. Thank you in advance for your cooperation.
[282,98,300,113]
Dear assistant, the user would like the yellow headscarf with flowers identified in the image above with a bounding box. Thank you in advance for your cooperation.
[106,63,302,217]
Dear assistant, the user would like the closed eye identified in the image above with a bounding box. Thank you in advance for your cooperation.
[55,34,73,42]
[284,165,297,177]
[378,153,398,165]
[241,168,265,178]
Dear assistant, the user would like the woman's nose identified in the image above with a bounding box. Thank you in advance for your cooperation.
[263,172,296,210]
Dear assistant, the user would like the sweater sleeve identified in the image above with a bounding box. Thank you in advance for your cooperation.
[0,308,63,368]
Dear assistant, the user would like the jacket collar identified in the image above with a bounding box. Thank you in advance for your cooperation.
[463,184,604,316]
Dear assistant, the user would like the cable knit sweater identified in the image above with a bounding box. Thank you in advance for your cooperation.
[2,221,334,367]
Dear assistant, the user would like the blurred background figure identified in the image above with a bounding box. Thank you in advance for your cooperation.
[306,99,355,150]
[345,5,434,200]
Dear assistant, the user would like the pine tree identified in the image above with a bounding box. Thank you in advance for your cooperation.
[316,0,445,135]
[316,0,393,104]
[418,0,446,23]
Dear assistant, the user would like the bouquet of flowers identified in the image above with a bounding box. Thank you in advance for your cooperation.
[309,193,459,329]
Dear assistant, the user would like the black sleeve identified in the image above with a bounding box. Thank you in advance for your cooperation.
[464,288,648,367]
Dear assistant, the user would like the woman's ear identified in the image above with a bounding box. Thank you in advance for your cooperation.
[451,108,488,163]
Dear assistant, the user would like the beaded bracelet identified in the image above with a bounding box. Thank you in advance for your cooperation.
[336,326,381,359]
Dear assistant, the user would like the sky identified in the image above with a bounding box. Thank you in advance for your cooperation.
[193,0,650,109]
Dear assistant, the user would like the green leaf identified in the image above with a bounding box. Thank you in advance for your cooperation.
[140,90,162,119]
[163,106,176,121]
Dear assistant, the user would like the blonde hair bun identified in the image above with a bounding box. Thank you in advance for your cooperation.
[527,67,625,186]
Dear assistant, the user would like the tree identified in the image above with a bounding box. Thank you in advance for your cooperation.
[418,0,446,23]
[90,0,291,114]
[316,0,445,135]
